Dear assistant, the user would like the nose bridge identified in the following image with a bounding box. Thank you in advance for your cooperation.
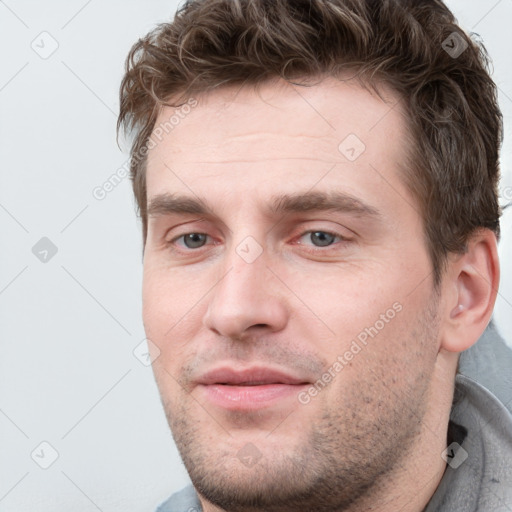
[215,236,269,313]
[204,235,287,338]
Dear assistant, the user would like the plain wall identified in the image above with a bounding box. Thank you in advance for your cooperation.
[1,1,511,510]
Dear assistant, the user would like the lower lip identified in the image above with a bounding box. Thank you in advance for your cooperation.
[199,383,308,410]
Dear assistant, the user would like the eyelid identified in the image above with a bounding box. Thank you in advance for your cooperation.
[291,218,355,239]
[164,218,216,245]
[298,229,347,239]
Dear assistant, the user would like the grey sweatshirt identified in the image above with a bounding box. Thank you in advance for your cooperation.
[155,322,512,512]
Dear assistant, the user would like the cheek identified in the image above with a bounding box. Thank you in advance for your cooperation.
[142,263,207,356]
[291,262,435,378]
[288,265,399,343]
[142,266,169,337]
[318,299,437,412]
[143,261,187,324]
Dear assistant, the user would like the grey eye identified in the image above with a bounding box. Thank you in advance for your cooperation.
[183,233,207,248]
[309,231,336,247]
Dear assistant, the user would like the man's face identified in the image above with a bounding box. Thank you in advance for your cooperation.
[143,77,443,511]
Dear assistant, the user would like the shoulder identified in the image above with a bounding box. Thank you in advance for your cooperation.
[155,485,201,512]
[425,323,512,511]
[458,320,512,413]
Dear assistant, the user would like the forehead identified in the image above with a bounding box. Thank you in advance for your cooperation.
[145,76,411,209]
[152,76,404,149]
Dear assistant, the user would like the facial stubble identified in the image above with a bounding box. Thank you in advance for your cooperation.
[156,297,441,512]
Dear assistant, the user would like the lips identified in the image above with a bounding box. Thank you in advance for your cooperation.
[196,366,311,410]
[198,367,310,386]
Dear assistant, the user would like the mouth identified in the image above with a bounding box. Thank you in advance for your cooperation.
[196,366,311,411]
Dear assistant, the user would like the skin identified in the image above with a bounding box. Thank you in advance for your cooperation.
[142,76,499,512]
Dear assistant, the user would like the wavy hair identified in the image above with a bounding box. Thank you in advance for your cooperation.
[118,0,503,284]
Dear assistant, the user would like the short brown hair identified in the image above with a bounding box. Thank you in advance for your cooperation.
[118,0,502,285]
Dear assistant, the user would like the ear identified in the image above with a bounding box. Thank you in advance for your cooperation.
[439,229,500,353]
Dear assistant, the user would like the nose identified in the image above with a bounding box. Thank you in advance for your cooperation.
[203,242,289,340]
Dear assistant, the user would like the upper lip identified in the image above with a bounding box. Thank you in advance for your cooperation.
[196,366,310,386]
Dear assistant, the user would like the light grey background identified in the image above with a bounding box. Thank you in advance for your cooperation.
[0,1,511,511]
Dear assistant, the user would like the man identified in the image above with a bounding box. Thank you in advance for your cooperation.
[117,0,512,510]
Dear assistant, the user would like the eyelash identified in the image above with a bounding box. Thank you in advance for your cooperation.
[167,230,349,254]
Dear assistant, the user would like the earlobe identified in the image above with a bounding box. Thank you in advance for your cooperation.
[440,229,500,353]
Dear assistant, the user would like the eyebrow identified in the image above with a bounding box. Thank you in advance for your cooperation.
[147,191,381,219]
[269,191,381,218]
